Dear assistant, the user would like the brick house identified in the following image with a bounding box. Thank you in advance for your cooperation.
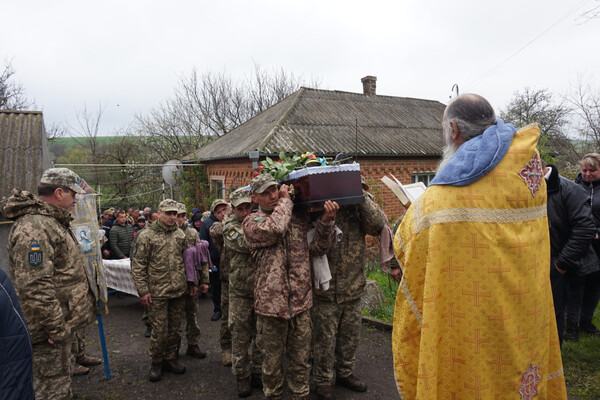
[185,76,445,223]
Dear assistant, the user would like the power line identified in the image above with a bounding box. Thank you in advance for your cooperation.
[466,0,593,91]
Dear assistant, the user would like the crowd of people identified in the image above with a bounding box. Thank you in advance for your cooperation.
[2,93,600,400]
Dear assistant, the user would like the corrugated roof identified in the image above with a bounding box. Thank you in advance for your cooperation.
[186,87,445,161]
[0,110,51,200]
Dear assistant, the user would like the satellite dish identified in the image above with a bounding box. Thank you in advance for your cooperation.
[162,160,182,186]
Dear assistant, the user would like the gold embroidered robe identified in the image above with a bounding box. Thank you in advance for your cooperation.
[392,125,567,400]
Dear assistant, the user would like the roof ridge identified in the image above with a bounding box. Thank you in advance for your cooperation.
[256,87,306,152]
[0,110,43,115]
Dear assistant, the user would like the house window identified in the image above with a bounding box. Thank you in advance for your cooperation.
[211,179,225,198]
[412,172,436,186]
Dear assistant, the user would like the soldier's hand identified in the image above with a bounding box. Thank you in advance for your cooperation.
[279,184,290,199]
[47,338,55,345]
[140,293,152,308]
[320,201,339,223]
[200,283,209,294]
[189,285,199,297]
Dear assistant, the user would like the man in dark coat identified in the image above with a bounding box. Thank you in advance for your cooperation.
[199,199,229,321]
[546,164,599,345]
[0,268,34,400]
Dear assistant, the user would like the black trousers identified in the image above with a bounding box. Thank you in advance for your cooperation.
[580,270,600,325]
[210,270,222,313]
[550,261,567,346]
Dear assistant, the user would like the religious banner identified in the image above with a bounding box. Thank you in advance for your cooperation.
[72,194,108,306]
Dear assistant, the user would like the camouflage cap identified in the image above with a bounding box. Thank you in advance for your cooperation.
[158,199,179,212]
[250,173,277,194]
[229,188,252,207]
[176,202,187,215]
[210,198,228,212]
[40,168,86,194]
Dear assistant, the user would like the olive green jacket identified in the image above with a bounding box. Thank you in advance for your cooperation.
[131,220,187,299]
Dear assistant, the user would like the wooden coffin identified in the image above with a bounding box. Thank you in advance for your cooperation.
[284,164,364,211]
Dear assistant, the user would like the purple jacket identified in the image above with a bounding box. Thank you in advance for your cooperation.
[183,241,212,285]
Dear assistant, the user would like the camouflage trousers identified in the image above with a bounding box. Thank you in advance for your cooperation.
[220,281,232,351]
[312,298,361,384]
[33,335,73,400]
[148,296,185,363]
[184,293,201,346]
[71,327,86,362]
[229,294,262,379]
[256,310,311,399]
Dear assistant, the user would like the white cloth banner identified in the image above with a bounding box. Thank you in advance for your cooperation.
[102,259,138,297]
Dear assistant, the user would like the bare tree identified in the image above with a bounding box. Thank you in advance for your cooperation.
[46,121,67,142]
[66,103,107,188]
[500,87,576,165]
[567,78,600,152]
[133,64,320,162]
[0,60,34,110]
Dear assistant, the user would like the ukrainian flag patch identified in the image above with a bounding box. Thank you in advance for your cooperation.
[28,241,43,268]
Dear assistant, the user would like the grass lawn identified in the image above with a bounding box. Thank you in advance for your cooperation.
[561,310,600,400]
[365,264,600,398]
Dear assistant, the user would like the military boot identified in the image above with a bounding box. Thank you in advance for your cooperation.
[77,355,102,367]
[315,384,333,400]
[149,362,162,382]
[222,348,232,366]
[186,344,207,359]
[71,364,90,376]
[163,359,186,374]
[336,374,367,392]
[236,378,252,397]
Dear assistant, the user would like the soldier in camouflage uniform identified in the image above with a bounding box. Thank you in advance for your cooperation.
[176,202,209,359]
[131,199,188,382]
[3,168,95,400]
[223,188,263,397]
[209,201,233,367]
[312,179,387,400]
[243,174,339,400]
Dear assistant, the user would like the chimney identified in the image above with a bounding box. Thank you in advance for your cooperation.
[361,75,377,96]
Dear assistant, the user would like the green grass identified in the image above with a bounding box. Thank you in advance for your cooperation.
[364,264,398,323]
[561,310,600,400]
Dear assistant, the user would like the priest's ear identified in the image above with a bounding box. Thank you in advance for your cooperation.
[449,121,466,146]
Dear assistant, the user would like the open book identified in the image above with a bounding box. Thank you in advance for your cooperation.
[381,174,427,207]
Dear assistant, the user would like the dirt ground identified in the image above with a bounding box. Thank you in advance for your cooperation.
[73,293,400,400]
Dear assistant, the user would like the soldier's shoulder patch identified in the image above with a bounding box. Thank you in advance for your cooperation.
[251,216,266,223]
[28,241,43,268]
[227,230,239,240]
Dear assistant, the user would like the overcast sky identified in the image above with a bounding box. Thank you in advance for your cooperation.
[3,0,599,135]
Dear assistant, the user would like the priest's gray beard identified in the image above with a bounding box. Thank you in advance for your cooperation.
[438,122,459,172]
